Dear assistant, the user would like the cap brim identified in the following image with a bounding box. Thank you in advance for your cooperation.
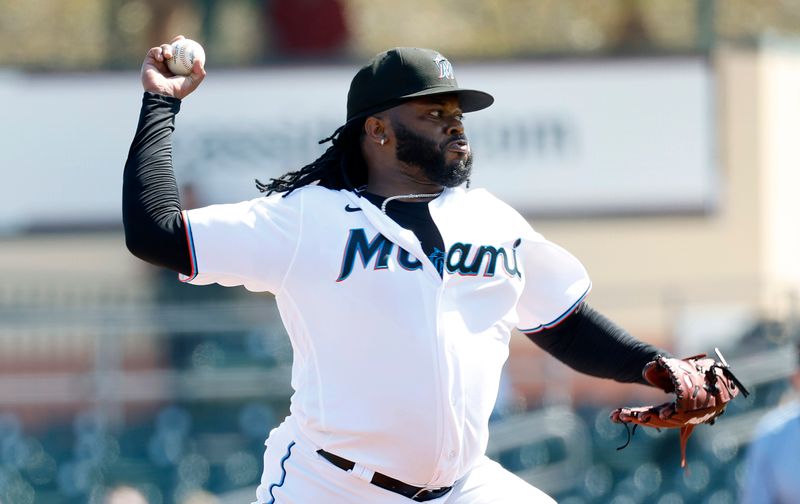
[346,86,494,123]
[402,86,494,113]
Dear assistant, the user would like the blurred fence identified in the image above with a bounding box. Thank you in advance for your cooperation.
[0,279,294,503]
[0,278,797,503]
[485,344,797,504]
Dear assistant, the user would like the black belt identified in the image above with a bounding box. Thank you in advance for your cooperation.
[316,449,454,502]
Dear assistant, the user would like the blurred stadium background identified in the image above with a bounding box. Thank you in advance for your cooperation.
[2,0,800,503]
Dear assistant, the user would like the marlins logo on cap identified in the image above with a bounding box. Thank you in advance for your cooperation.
[434,54,455,80]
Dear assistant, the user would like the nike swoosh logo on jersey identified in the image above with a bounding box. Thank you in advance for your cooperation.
[344,205,362,212]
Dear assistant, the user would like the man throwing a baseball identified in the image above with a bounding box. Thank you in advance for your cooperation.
[124,36,743,503]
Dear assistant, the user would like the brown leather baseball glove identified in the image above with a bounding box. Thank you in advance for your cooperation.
[610,348,749,467]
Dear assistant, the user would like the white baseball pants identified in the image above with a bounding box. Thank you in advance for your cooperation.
[253,417,556,504]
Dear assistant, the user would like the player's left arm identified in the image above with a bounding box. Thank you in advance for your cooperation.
[524,303,664,385]
[512,233,666,385]
[511,222,745,467]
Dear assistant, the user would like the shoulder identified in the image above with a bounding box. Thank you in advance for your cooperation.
[250,185,348,210]
[451,187,540,239]
[189,186,346,223]
[458,187,509,207]
[448,187,524,218]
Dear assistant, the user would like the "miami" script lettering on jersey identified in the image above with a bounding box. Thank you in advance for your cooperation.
[336,229,521,282]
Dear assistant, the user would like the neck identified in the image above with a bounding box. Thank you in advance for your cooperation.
[367,186,444,200]
[365,169,443,199]
[362,142,448,197]
[376,190,444,214]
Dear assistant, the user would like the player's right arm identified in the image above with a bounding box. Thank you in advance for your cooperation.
[124,38,301,292]
[123,37,205,275]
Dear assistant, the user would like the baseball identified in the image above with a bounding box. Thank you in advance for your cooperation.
[166,39,204,76]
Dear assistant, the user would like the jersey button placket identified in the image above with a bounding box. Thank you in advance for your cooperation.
[430,275,453,484]
[437,278,465,483]
[429,198,462,483]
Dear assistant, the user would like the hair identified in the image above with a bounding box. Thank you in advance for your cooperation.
[256,119,368,197]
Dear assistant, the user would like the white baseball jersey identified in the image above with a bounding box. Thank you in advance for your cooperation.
[180,185,590,488]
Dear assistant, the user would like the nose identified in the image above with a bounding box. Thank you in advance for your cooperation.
[445,116,464,136]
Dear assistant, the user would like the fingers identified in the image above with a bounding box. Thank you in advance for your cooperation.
[192,55,206,75]
[161,34,186,60]
[142,46,169,83]
[141,35,205,99]
[179,61,206,99]
[145,37,184,63]
[181,43,207,96]
[145,45,171,66]
[146,46,162,63]
[160,43,173,62]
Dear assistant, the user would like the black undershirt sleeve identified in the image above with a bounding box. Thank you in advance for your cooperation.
[527,303,665,385]
[122,92,191,276]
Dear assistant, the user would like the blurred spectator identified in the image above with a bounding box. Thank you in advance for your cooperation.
[105,485,148,504]
[141,0,192,44]
[740,342,800,504]
[180,489,219,504]
[266,0,349,57]
[612,0,653,53]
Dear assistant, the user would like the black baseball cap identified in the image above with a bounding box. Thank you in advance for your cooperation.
[346,47,494,122]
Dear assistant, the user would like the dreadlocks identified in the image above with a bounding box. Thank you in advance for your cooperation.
[256,119,368,197]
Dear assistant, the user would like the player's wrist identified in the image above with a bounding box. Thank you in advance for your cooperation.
[143,91,182,108]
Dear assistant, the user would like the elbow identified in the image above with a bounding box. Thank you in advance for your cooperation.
[124,225,151,262]
[122,215,190,275]
[122,205,161,262]
[124,232,141,258]
[122,210,157,263]
[122,202,144,259]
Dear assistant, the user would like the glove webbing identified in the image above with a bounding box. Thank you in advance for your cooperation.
[615,355,749,468]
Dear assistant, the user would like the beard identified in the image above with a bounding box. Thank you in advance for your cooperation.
[393,123,473,188]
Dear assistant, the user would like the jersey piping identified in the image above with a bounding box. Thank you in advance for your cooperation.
[266,440,296,504]
[179,210,198,283]
[518,282,592,334]
[277,190,306,296]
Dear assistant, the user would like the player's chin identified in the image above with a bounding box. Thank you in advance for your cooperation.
[440,161,472,188]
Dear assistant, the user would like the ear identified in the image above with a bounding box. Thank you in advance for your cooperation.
[364,116,389,146]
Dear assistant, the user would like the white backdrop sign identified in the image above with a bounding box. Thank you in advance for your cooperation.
[0,57,715,232]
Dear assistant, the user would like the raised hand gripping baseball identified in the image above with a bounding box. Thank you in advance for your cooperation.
[610,348,749,468]
[141,35,206,100]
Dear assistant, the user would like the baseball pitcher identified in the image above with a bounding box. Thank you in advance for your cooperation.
[123,37,745,503]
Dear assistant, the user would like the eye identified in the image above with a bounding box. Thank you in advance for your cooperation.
[429,110,443,118]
